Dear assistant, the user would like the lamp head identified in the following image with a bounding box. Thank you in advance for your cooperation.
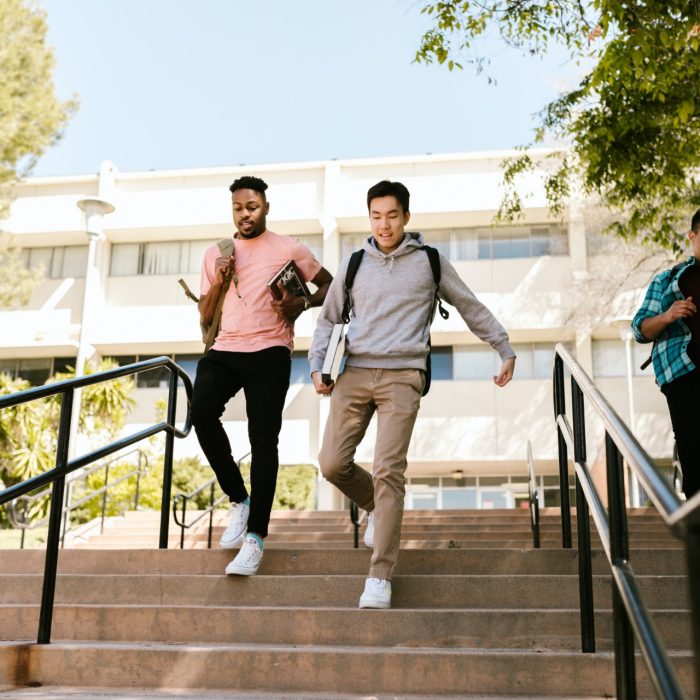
[77,197,115,237]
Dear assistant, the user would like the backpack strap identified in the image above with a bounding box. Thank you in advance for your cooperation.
[217,238,234,257]
[203,238,236,351]
[423,245,449,320]
[342,250,364,323]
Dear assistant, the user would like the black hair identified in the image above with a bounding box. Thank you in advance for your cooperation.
[367,180,410,214]
[692,208,700,232]
[229,176,269,199]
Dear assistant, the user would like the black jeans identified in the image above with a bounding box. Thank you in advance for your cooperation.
[191,346,291,538]
[661,368,700,500]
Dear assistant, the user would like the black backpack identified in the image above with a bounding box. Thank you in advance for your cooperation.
[341,245,449,396]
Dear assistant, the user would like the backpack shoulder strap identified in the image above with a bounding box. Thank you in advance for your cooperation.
[423,245,449,320]
[342,250,364,323]
[217,238,234,257]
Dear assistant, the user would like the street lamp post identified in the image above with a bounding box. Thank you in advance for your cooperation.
[611,317,641,507]
[69,197,115,459]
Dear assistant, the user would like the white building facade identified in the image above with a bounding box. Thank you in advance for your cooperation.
[1,152,674,509]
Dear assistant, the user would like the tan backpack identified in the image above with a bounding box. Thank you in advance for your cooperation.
[178,238,234,352]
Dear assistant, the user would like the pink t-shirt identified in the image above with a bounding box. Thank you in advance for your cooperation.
[200,230,321,352]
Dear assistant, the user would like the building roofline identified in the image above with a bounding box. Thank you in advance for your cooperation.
[17,147,562,186]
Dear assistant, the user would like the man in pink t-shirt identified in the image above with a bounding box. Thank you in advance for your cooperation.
[191,176,332,576]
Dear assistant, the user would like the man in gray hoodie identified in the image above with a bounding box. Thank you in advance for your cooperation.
[308,180,516,609]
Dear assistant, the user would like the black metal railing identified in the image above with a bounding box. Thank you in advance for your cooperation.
[0,357,192,645]
[172,451,251,549]
[349,501,360,548]
[7,447,148,549]
[553,342,700,699]
[526,440,540,549]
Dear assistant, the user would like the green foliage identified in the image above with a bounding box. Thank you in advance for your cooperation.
[0,0,77,206]
[0,0,77,306]
[0,233,43,308]
[0,359,135,520]
[415,1,700,251]
[273,464,318,510]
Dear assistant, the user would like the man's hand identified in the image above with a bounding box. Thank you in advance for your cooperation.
[214,255,235,285]
[493,356,515,387]
[665,296,696,323]
[271,283,305,322]
[642,296,696,340]
[312,371,334,395]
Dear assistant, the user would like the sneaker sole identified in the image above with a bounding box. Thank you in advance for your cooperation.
[225,565,259,576]
[359,597,390,609]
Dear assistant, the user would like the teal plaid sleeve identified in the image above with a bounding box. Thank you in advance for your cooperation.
[632,259,695,386]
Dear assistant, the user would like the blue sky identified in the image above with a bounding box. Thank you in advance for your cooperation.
[34,0,572,177]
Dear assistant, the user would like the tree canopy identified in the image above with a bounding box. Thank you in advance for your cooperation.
[0,0,76,203]
[0,0,77,307]
[415,1,700,252]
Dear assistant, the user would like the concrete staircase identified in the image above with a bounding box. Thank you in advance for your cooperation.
[0,508,694,698]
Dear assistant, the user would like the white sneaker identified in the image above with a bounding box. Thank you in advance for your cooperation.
[225,535,264,576]
[363,510,375,549]
[359,577,391,609]
[219,501,249,549]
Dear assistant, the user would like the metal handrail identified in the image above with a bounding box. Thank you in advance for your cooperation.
[172,451,251,549]
[553,343,700,699]
[0,356,192,645]
[526,440,540,549]
[7,448,149,549]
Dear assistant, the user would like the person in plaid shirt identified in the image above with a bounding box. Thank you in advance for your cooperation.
[632,208,700,500]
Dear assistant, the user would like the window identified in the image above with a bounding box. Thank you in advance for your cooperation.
[592,339,653,377]
[107,354,170,388]
[507,343,557,379]
[0,357,78,385]
[21,246,88,279]
[340,234,368,259]
[430,346,453,380]
[295,234,323,263]
[290,351,313,384]
[422,225,568,261]
[173,354,200,382]
[110,240,218,276]
[453,346,498,380]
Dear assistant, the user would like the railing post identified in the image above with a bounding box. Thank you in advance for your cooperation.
[686,522,700,700]
[159,370,178,548]
[606,432,636,699]
[37,389,74,644]
[60,480,71,548]
[208,482,215,549]
[100,463,109,533]
[134,452,143,510]
[571,379,595,653]
[350,501,359,548]
[554,354,572,548]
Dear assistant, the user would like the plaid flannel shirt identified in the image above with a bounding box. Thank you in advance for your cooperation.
[632,256,697,386]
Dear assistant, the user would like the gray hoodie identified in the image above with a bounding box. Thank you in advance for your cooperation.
[308,232,515,373]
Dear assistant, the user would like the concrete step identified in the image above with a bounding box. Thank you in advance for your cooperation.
[0,641,693,697]
[2,548,688,576]
[2,604,692,651]
[0,574,689,609]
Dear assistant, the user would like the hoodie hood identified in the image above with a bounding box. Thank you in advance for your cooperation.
[362,231,426,259]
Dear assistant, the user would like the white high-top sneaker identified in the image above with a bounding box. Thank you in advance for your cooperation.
[359,577,391,609]
[225,535,264,576]
[219,500,249,549]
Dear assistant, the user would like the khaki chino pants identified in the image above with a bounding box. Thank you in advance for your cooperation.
[319,366,424,580]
